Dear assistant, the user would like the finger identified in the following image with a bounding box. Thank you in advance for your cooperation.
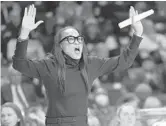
[130,6,136,25]
[24,7,27,16]
[131,6,136,15]
[28,5,32,16]
[131,14,134,25]
[34,20,44,28]
[28,5,31,16]
[33,7,36,21]
[136,10,139,15]
[129,6,132,17]
[129,7,134,19]
[31,4,34,17]
[30,4,34,16]
[130,6,136,17]
[34,8,36,17]
[31,4,34,16]
[32,7,36,22]
[32,5,36,18]
[27,5,31,16]
[31,4,33,16]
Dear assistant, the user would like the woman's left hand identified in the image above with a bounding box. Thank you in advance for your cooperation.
[130,6,143,36]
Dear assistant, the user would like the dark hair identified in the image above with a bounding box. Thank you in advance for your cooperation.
[2,102,25,126]
[48,26,90,94]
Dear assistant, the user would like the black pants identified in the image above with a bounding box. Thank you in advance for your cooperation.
[46,123,88,126]
[45,116,88,126]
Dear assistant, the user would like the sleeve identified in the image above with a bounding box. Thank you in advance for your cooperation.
[88,34,143,78]
[12,39,48,79]
[1,91,5,105]
[1,86,8,105]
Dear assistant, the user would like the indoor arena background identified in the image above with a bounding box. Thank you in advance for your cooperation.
[1,1,166,126]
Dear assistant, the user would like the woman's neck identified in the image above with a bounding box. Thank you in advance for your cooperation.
[62,51,80,68]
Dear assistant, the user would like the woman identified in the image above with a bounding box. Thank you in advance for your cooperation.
[116,103,137,126]
[1,102,25,126]
[109,103,141,126]
[12,4,143,126]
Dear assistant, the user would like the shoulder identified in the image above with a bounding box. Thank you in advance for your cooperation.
[37,53,59,73]
[87,55,101,63]
[87,55,109,64]
[36,53,57,65]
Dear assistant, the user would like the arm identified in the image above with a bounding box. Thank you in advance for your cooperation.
[88,6,143,78]
[12,39,47,78]
[88,34,142,78]
[12,4,45,78]
[1,90,6,105]
[1,85,8,105]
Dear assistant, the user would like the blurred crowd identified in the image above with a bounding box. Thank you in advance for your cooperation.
[1,1,166,126]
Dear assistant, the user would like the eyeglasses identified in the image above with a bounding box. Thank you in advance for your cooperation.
[59,36,84,44]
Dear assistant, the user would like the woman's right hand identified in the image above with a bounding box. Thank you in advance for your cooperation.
[19,4,44,39]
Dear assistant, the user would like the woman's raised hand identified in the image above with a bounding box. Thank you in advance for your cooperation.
[19,4,44,39]
[130,6,143,36]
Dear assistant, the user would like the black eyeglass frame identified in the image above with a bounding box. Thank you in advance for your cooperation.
[59,35,85,44]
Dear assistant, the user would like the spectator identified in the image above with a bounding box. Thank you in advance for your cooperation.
[56,1,81,24]
[1,64,40,113]
[115,103,137,126]
[134,83,152,106]
[88,116,101,126]
[1,2,21,61]
[95,92,110,107]
[142,59,164,92]
[1,102,25,126]
[143,96,163,109]
[81,2,94,20]
[94,92,115,126]
[7,31,45,62]
[87,108,101,126]
[143,96,163,126]
[134,1,157,13]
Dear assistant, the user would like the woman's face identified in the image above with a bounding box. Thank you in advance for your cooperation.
[1,107,20,126]
[119,105,136,126]
[59,28,84,60]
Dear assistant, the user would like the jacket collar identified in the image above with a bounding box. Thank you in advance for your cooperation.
[63,51,80,69]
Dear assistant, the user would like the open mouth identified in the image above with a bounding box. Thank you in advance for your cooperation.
[74,47,80,54]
